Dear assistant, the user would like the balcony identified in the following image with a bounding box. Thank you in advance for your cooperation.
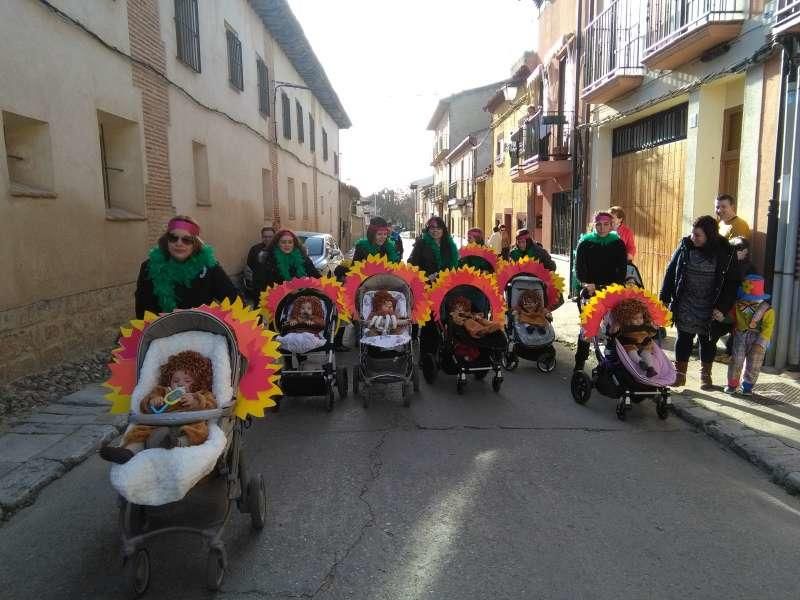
[582,0,644,105]
[643,0,745,71]
[448,182,457,199]
[775,0,800,35]
[432,140,449,164]
[510,111,572,183]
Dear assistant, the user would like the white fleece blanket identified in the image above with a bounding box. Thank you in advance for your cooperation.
[276,331,327,354]
[111,331,233,505]
[361,332,412,349]
[110,423,226,506]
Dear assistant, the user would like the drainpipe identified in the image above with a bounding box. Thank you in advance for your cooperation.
[569,0,584,297]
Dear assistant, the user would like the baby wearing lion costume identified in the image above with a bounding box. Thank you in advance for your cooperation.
[609,298,660,377]
[448,295,503,338]
[513,289,552,334]
[366,290,409,336]
[100,350,217,464]
[283,295,326,335]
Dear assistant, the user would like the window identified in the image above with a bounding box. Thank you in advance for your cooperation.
[174,0,201,72]
[281,93,291,139]
[192,141,210,205]
[96,110,144,216]
[287,177,296,219]
[226,28,243,91]
[495,132,505,165]
[322,128,328,161]
[334,152,339,175]
[296,101,304,144]
[2,110,55,197]
[612,103,688,157]
[320,194,324,214]
[301,181,308,219]
[262,169,273,220]
[309,114,315,152]
[256,58,269,116]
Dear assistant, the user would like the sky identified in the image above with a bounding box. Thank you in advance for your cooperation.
[287,0,539,196]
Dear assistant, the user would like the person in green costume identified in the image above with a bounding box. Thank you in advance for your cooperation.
[407,216,459,279]
[352,217,400,263]
[253,229,321,293]
[508,229,557,271]
[135,215,239,319]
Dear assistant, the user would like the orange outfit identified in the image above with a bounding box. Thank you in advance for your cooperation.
[123,386,217,447]
[451,309,502,338]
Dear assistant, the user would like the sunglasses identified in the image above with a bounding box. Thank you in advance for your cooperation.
[167,233,195,245]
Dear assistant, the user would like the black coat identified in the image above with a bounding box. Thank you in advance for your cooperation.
[135,260,239,319]
[660,236,739,315]
[246,242,268,272]
[253,250,321,293]
[407,236,458,277]
[575,235,628,289]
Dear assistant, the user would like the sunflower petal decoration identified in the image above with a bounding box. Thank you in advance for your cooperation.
[260,275,349,326]
[104,298,282,420]
[428,266,506,325]
[580,284,672,339]
[496,257,565,308]
[343,254,431,324]
[459,244,498,272]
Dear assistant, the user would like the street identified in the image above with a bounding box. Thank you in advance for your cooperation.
[2,345,800,600]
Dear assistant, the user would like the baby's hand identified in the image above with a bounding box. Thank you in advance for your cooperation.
[150,396,165,410]
[179,392,199,409]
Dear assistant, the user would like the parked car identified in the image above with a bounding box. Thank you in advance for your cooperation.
[296,231,344,277]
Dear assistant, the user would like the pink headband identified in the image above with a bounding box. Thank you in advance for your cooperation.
[167,218,200,236]
[517,232,530,241]
[594,212,612,223]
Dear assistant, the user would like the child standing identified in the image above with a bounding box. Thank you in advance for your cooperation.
[725,275,774,396]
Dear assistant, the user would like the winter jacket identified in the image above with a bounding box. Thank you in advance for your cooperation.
[407,235,459,277]
[659,236,740,316]
[253,250,320,293]
[574,232,628,289]
[135,260,239,319]
[246,242,268,273]
[352,238,400,263]
[509,243,557,271]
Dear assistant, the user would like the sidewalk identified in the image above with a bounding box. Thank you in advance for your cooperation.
[551,297,800,494]
[0,384,124,521]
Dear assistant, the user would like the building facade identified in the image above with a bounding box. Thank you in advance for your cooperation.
[0,0,349,382]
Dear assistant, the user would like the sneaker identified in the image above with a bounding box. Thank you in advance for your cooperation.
[723,386,738,394]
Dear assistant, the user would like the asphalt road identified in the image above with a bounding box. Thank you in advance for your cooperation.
[2,344,800,600]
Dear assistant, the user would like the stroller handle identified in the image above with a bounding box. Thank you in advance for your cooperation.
[129,406,233,426]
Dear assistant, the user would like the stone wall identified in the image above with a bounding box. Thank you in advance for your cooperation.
[0,284,135,384]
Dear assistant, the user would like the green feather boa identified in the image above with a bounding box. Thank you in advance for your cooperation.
[578,230,622,246]
[355,238,400,263]
[147,245,218,313]
[423,232,459,271]
[274,247,307,282]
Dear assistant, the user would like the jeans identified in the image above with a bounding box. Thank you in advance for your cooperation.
[675,330,716,363]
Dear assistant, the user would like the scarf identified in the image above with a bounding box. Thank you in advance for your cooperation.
[579,231,622,246]
[423,231,459,271]
[356,238,400,263]
[274,247,307,282]
[146,244,218,313]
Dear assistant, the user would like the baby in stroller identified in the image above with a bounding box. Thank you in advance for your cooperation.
[366,289,410,337]
[608,299,660,378]
[514,289,551,335]
[448,295,504,340]
[100,350,217,464]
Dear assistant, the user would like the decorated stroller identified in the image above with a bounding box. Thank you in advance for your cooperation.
[261,277,349,412]
[497,257,565,373]
[103,299,282,595]
[343,256,431,407]
[424,266,508,394]
[570,285,675,420]
[459,243,498,274]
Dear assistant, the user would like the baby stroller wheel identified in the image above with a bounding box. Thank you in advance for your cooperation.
[537,350,557,373]
[336,367,348,399]
[656,394,669,420]
[326,386,335,412]
[502,352,519,371]
[206,546,227,591]
[124,548,150,598]
[492,376,502,393]
[247,474,267,530]
[570,371,591,405]
[457,376,467,395]
[616,398,628,421]
[421,353,437,384]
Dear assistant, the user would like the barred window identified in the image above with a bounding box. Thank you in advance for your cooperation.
[296,101,304,144]
[281,93,291,139]
[309,114,316,152]
[175,0,201,72]
[256,58,269,116]
[322,128,328,161]
[612,103,688,157]
[226,29,243,91]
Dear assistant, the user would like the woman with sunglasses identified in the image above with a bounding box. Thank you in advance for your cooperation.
[407,216,459,279]
[254,229,321,293]
[135,216,238,318]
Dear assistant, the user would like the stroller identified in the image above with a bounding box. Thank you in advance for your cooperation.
[352,273,420,408]
[112,310,268,595]
[270,288,348,412]
[423,284,507,394]
[502,274,558,373]
[570,284,674,421]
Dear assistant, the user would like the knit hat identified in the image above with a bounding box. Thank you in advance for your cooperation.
[737,274,770,302]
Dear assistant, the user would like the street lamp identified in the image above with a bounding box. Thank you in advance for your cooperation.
[502,84,518,102]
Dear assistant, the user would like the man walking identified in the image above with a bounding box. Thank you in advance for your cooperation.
[715,194,751,240]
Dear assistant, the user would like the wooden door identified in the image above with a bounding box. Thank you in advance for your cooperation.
[719,105,742,198]
[611,139,686,295]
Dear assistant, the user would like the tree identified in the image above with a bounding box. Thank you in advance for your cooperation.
[363,187,415,228]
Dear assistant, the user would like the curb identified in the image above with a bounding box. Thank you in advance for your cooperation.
[671,395,800,495]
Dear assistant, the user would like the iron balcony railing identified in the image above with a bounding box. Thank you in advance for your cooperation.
[510,110,573,164]
[645,0,745,55]
[448,182,458,199]
[776,0,800,29]
[583,0,642,92]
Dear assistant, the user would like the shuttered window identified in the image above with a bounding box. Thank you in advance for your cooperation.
[256,58,269,116]
[226,29,243,91]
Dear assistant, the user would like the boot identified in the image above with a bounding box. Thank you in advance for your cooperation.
[673,361,688,387]
[700,362,714,390]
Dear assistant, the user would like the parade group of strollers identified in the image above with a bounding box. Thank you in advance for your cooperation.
[98,215,690,596]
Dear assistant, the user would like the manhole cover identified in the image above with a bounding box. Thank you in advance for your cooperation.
[747,382,800,406]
